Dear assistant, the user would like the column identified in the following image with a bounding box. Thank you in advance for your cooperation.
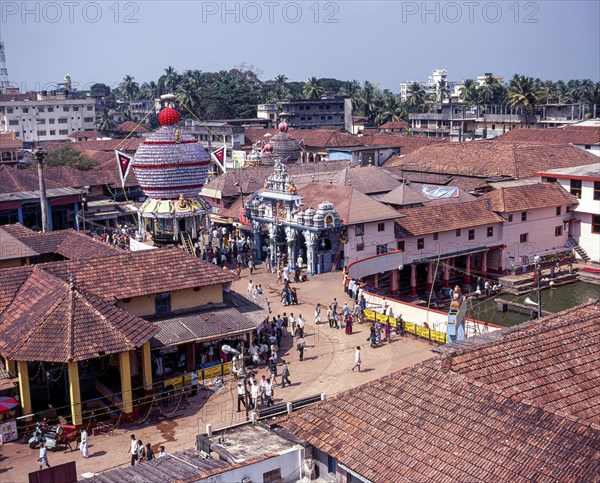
[304,231,318,275]
[47,202,54,231]
[268,225,277,266]
[465,255,471,285]
[426,262,434,292]
[482,251,488,278]
[252,222,262,261]
[443,260,450,288]
[391,269,399,293]
[17,206,24,225]
[17,361,32,420]
[4,358,16,376]
[74,203,80,231]
[284,226,296,268]
[68,362,82,425]
[410,264,417,297]
[141,342,153,394]
[119,351,133,415]
[374,273,379,289]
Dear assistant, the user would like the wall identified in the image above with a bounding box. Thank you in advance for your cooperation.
[578,212,600,262]
[345,219,396,266]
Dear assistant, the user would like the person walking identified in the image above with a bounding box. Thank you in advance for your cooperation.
[129,434,138,465]
[352,346,362,372]
[368,325,377,348]
[296,314,305,338]
[385,321,392,342]
[191,370,198,396]
[327,305,334,328]
[268,358,279,385]
[137,439,146,463]
[314,303,322,324]
[281,360,292,388]
[80,428,89,458]
[265,378,274,407]
[145,443,155,461]
[39,441,50,470]
[250,379,259,409]
[259,375,267,405]
[297,336,306,361]
[237,381,247,412]
[248,257,255,275]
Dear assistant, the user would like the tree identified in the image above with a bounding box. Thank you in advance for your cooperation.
[89,83,110,97]
[583,82,600,117]
[407,82,431,112]
[164,66,180,93]
[273,74,290,100]
[303,77,324,100]
[97,108,115,135]
[119,75,139,100]
[121,107,133,122]
[43,145,98,171]
[459,79,478,105]
[436,79,450,103]
[177,76,202,116]
[508,74,540,113]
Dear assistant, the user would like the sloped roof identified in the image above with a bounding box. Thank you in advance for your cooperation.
[481,182,578,212]
[297,184,400,225]
[0,269,156,362]
[395,198,503,236]
[116,121,149,133]
[379,120,409,130]
[362,133,447,154]
[0,229,39,261]
[379,183,430,206]
[68,130,98,140]
[244,128,364,149]
[339,166,402,194]
[386,141,599,179]
[67,138,141,153]
[0,131,23,149]
[273,356,600,482]
[536,162,600,180]
[496,126,600,145]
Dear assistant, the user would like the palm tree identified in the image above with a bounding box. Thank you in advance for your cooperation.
[164,66,180,93]
[120,75,139,100]
[407,82,431,112]
[176,77,202,116]
[360,81,380,123]
[303,77,324,100]
[374,94,406,125]
[273,74,290,100]
[507,75,540,113]
[436,79,450,103]
[121,108,133,122]
[97,108,115,135]
[583,82,600,117]
[459,79,478,105]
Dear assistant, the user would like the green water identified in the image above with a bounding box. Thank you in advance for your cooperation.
[470,282,600,327]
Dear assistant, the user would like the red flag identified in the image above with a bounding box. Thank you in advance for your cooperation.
[212,146,225,163]
[115,150,133,187]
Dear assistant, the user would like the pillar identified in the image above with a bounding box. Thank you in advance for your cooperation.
[17,361,32,420]
[410,264,417,297]
[374,273,379,289]
[391,269,399,292]
[426,262,434,292]
[17,206,24,225]
[304,231,318,275]
[482,251,488,278]
[252,222,262,261]
[74,203,80,231]
[443,260,450,288]
[119,351,133,415]
[185,343,195,372]
[4,358,16,376]
[141,342,153,394]
[465,254,471,285]
[47,202,54,231]
[68,362,82,425]
[284,227,296,268]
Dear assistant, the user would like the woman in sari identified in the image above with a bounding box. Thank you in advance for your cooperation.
[345,315,353,335]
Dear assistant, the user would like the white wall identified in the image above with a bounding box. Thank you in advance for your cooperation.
[345,219,396,266]
[578,212,600,262]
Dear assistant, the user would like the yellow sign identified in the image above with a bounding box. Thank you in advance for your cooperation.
[404,321,416,333]
[416,326,430,338]
[376,313,389,324]
[363,310,376,321]
[203,364,222,380]
[388,317,397,328]
[222,361,233,375]
[163,371,198,389]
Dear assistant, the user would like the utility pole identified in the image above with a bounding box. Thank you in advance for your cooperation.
[34,147,50,233]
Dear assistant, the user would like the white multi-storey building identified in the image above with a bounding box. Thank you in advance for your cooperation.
[400,69,463,102]
[0,92,96,144]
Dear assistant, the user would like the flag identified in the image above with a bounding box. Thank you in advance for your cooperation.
[115,150,133,187]
[298,138,305,151]
[211,146,225,164]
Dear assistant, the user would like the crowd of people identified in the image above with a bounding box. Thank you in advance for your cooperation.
[128,434,167,466]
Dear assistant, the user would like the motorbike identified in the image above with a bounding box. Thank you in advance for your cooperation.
[28,422,78,451]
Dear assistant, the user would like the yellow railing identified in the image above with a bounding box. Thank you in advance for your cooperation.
[162,361,234,389]
[362,311,449,344]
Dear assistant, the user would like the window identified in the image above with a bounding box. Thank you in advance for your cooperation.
[72,106,79,111]
[300,117,305,121]
[8,120,18,125]
[594,181,600,201]
[38,108,44,112]
[263,468,282,483]
[84,117,94,123]
[455,229,461,237]
[570,179,582,198]
[507,214,513,222]
[555,226,563,236]
[47,107,54,112]
[417,238,424,249]
[397,240,405,251]
[355,223,364,236]
[155,292,171,314]
[58,118,68,124]
[320,116,325,120]
[356,243,364,251]
[433,232,438,241]
[556,206,562,216]
[59,129,68,135]
[521,211,528,222]
[49,130,56,135]
[87,106,93,111]
[49,119,55,124]
[328,455,337,474]
[546,177,557,182]
[37,119,45,124]
[589,214,600,233]
[63,107,69,112]
[38,130,46,136]
[487,227,494,237]
[468,229,475,240]
[299,105,304,110]
[376,244,388,254]
[377,222,385,232]
[22,108,29,113]
[585,145,591,150]
[6,107,13,113]
[520,233,528,243]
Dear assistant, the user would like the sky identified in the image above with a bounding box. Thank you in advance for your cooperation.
[1,0,599,93]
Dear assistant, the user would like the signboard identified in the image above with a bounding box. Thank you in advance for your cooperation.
[375,313,389,324]
[0,419,18,442]
[232,150,246,168]
[203,364,222,380]
[363,310,376,321]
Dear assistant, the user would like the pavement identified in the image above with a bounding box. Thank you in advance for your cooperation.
[0,264,435,482]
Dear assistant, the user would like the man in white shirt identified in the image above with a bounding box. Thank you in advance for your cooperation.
[264,379,274,406]
[297,314,305,338]
[247,280,253,294]
[237,382,247,412]
[352,346,362,372]
[250,379,259,409]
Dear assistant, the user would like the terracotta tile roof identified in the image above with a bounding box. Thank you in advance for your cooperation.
[0,228,39,260]
[449,299,600,425]
[244,128,364,149]
[297,184,400,225]
[496,126,600,145]
[0,265,32,313]
[67,138,141,154]
[339,166,402,194]
[395,198,503,237]
[386,141,599,179]
[481,182,578,212]
[379,183,430,206]
[116,121,149,133]
[379,120,409,130]
[0,165,64,193]
[0,269,156,362]
[55,233,122,259]
[363,134,447,154]
[0,131,23,150]
[68,130,98,140]
[273,356,600,482]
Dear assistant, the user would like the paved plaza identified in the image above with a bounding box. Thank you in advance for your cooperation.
[0,265,435,482]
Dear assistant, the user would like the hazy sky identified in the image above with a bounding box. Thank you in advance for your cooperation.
[1,1,599,93]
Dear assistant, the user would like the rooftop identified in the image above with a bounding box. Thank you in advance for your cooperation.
[481,182,578,213]
[496,125,600,145]
[536,162,600,180]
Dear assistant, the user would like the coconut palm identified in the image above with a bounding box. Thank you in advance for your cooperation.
[97,108,115,135]
[507,75,540,113]
[303,77,324,100]
[407,82,431,112]
[164,66,180,93]
[459,79,478,105]
[360,81,380,123]
[121,107,133,122]
[119,75,139,100]
[583,82,600,117]
[273,74,290,100]
[176,77,202,115]
[436,79,450,103]
[374,94,406,125]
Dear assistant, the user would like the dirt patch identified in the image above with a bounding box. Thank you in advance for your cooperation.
[156,420,178,442]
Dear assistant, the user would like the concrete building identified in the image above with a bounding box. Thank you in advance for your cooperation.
[537,164,600,262]
[400,69,463,103]
[0,92,96,146]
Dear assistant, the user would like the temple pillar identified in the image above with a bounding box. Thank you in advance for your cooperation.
[68,362,82,425]
[141,342,153,393]
[426,262,434,292]
[17,206,24,225]
[482,251,488,278]
[119,351,133,415]
[268,224,277,266]
[4,358,16,376]
[17,361,32,421]
[443,260,450,288]
[410,264,417,297]
[252,221,262,261]
[465,255,471,285]
[284,227,296,268]
[304,231,318,275]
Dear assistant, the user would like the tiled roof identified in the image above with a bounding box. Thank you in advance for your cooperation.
[0,131,23,149]
[0,165,64,193]
[0,229,39,260]
[67,138,141,153]
[395,198,503,236]
[244,128,364,149]
[273,357,600,482]
[536,162,600,180]
[386,141,599,179]
[297,184,400,225]
[449,299,600,424]
[496,126,600,145]
[339,166,402,194]
[481,182,578,212]
[116,121,149,133]
[379,183,430,206]
[379,120,409,130]
[55,233,122,259]
[0,269,156,362]
[68,130,98,140]
[150,304,264,348]
[363,134,447,154]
